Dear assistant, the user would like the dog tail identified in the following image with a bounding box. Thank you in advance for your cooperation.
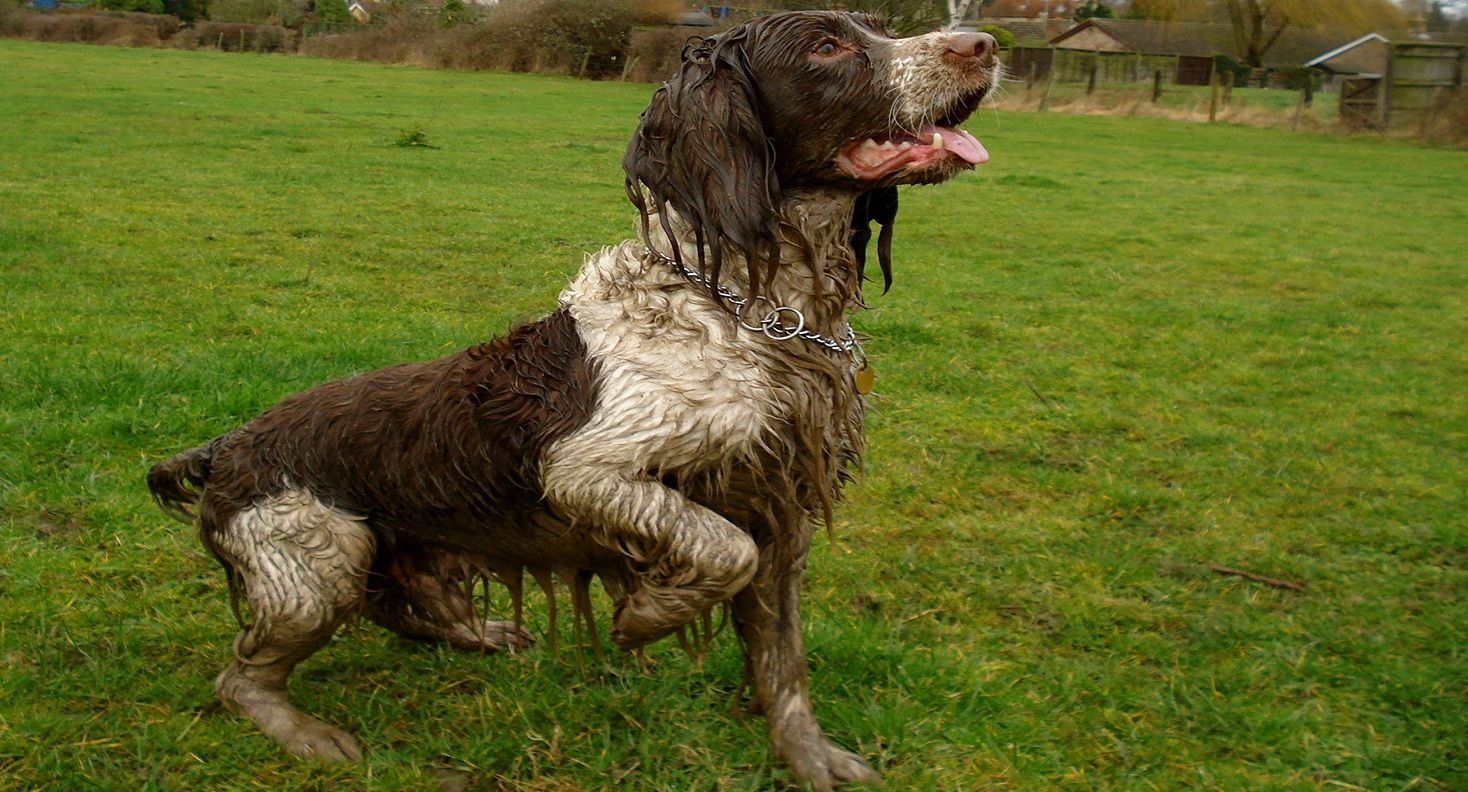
[147,442,215,523]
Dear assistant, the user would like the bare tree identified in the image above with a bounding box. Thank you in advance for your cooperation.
[1136,0,1406,67]
[946,0,981,29]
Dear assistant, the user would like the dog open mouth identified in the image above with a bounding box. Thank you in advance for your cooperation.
[837,125,989,181]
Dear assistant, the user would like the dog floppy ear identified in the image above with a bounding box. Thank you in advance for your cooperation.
[851,186,898,294]
[623,28,781,302]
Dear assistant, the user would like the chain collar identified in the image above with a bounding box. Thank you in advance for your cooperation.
[644,246,861,357]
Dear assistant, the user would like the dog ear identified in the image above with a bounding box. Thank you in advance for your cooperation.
[623,28,781,302]
[851,186,899,294]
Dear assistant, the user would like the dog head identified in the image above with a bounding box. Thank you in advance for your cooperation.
[624,11,997,297]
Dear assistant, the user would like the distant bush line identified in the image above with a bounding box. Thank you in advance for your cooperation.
[0,0,712,80]
[0,5,294,51]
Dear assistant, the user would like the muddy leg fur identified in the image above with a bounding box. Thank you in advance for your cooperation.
[544,469,758,650]
[734,529,882,790]
[206,489,375,762]
[366,545,533,653]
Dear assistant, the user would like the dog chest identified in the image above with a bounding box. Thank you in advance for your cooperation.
[555,245,780,471]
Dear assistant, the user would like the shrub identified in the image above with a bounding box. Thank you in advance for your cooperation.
[439,0,472,28]
[1418,87,1468,146]
[98,0,165,15]
[0,2,28,37]
[301,0,656,78]
[978,24,1014,49]
[1071,0,1113,21]
[161,0,204,23]
[314,0,352,26]
[177,20,296,51]
[1272,65,1324,91]
[299,16,440,64]
[206,0,288,24]
[625,25,714,83]
[0,8,180,45]
[1213,53,1250,86]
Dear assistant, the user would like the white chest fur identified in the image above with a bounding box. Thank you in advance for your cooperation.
[552,241,781,475]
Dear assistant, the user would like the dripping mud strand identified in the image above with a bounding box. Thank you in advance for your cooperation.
[453,561,730,667]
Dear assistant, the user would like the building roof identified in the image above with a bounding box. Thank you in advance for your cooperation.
[1304,33,1388,67]
[1050,18,1225,57]
[1049,18,1391,68]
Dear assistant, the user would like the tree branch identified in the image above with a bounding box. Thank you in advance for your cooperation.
[1259,18,1292,62]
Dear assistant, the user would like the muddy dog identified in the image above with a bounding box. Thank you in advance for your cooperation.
[149,12,996,789]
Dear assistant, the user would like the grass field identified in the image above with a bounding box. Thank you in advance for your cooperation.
[0,39,1464,791]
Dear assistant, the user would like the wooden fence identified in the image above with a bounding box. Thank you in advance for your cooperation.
[1337,42,1464,127]
[1380,42,1464,124]
[1006,47,1214,87]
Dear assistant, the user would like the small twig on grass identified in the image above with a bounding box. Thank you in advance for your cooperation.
[1209,564,1306,592]
[1022,378,1056,411]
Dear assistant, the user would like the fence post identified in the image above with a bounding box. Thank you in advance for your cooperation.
[578,50,591,79]
[1027,60,1037,92]
[1209,70,1220,121]
[1152,68,1162,103]
[1379,41,1395,126]
[1039,66,1055,112]
[1087,61,1098,96]
[621,55,637,82]
[1291,85,1305,130]
[1222,71,1234,106]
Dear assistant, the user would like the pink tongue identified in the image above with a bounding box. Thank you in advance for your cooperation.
[925,126,989,164]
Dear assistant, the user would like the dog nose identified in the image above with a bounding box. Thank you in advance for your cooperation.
[947,32,997,62]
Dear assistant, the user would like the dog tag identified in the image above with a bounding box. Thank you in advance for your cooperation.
[855,364,875,395]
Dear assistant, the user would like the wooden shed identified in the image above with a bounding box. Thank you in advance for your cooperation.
[1047,19,1219,85]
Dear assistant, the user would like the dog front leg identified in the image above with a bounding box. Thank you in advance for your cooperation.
[544,466,758,649]
[735,540,883,790]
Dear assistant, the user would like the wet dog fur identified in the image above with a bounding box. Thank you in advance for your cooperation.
[148,12,998,789]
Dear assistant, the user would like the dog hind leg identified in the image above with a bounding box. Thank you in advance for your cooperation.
[207,489,375,762]
[366,545,533,653]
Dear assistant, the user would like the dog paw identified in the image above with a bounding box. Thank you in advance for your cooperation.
[480,619,536,652]
[280,717,363,763]
[609,588,687,650]
[445,619,535,653]
[781,735,882,790]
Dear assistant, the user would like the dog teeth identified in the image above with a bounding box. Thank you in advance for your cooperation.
[931,132,945,150]
[899,141,912,149]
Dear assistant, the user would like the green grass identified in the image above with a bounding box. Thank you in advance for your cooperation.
[1,40,1464,791]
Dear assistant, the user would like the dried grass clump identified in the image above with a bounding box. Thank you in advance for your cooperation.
[1413,89,1468,147]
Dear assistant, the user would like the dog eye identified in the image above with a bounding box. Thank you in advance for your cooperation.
[813,40,839,56]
